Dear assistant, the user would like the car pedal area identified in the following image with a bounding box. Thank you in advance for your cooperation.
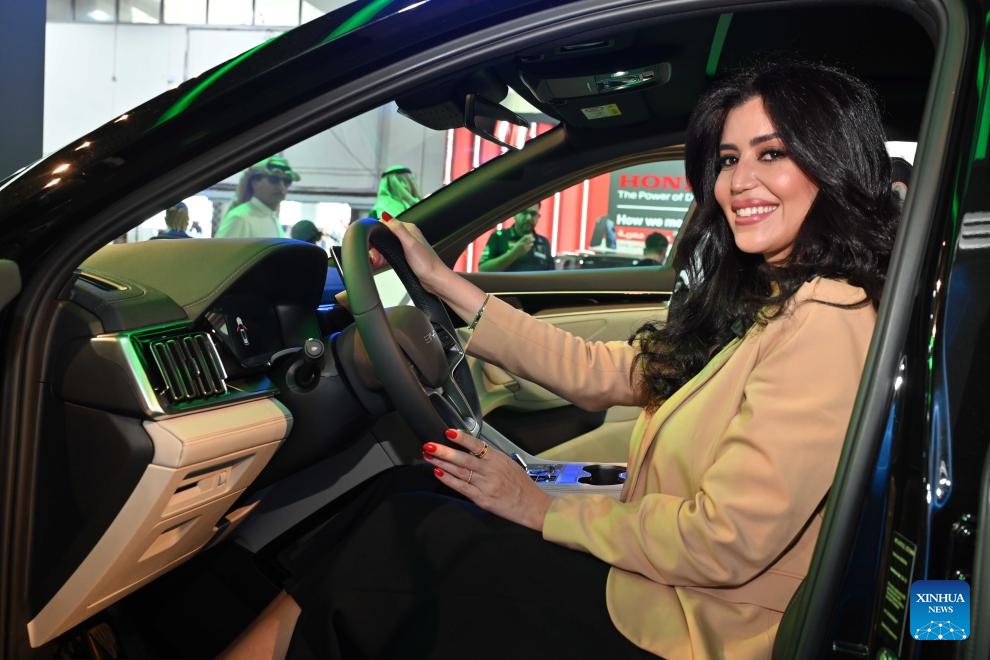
[55,622,120,659]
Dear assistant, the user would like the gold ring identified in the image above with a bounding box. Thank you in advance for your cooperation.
[466,470,474,485]
[471,442,489,459]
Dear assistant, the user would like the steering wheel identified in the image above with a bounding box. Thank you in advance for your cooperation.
[341,218,483,443]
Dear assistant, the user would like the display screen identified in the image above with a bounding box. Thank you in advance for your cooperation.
[204,295,283,368]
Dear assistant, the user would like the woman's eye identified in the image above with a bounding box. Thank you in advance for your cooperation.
[717,155,737,169]
[760,149,787,161]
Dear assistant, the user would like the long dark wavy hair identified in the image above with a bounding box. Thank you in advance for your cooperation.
[634,60,900,409]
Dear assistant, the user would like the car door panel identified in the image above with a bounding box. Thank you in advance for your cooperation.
[461,285,668,460]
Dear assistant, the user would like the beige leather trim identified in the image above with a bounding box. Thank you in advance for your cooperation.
[477,304,665,412]
[471,303,663,462]
[534,304,665,334]
[537,405,639,463]
[146,398,293,467]
[28,398,291,647]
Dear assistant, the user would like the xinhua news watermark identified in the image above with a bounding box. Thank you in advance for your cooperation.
[909,580,970,641]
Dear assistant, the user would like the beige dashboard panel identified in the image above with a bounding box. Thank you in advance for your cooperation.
[28,398,291,647]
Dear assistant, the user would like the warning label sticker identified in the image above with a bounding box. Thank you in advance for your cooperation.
[580,104,622,120]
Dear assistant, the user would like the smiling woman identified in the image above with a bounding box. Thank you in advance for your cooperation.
[714,97,820,262]
[635,59,900,407]
[6,0,983,658]
[221,58,899,660]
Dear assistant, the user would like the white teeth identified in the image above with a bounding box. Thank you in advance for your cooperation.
[735,205,777,217]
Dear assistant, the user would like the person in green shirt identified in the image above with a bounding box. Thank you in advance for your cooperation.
[478,205,554,271]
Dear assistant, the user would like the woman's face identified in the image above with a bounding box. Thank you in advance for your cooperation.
[714,96,819,263]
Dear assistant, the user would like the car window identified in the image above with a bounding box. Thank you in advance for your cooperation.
[454,158,691,273]
[124,100,447,243]
[124,95,555,245]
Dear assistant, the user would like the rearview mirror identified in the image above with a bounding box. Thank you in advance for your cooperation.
[464,93,529,150]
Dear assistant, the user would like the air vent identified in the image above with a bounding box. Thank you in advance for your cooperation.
[149,332,228,404]
[959,212,990,250]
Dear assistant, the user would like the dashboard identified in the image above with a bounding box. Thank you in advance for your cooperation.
[205,293,284,369]
[65,239,332,409]
[28,238,387,646]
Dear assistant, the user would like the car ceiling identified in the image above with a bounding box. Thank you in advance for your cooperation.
[398,2,934,257]
[486,4,934,141]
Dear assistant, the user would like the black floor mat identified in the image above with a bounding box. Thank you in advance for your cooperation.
[98,541,281,659]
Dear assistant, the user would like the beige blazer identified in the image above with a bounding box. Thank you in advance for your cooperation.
[467,278,875,660]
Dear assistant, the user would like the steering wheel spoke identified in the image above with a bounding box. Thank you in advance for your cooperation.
[423,385,481,435]
[342,218,484,444]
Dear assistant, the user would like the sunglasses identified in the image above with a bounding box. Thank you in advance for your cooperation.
[262,174,294,187]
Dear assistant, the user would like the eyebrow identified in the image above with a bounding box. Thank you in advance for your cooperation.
[718,132,782,151]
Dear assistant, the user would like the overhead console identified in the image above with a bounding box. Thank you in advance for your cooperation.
[505,15,717,129]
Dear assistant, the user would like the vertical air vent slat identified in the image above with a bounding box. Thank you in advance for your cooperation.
[148,331,228,405]
[185,336,216,394]
[151,343,180,398]
[181,337,208,395]
[160,341,190,399]
[196,334,229,394]
[959,212,990,250]
[165,339,196,400]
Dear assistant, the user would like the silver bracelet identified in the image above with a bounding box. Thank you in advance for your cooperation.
[467,293,491,331]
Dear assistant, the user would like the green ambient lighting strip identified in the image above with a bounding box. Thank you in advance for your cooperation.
[705,13,734,77]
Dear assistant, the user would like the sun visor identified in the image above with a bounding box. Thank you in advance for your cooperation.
[520,63,671,128]
[523,63,671,102]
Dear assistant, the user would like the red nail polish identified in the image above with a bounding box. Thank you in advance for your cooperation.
[444,429,457,440]
[423,443,437,453]
[433,467,444,478]
[381,211,393,222]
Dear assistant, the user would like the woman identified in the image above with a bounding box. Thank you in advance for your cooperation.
[369,165,421,220]
[224,60,899,660]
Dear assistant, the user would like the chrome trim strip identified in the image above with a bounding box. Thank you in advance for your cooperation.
[94,334,166,417]
[94,333,268,419]
[200,333,229,391]
[76,271,128,291]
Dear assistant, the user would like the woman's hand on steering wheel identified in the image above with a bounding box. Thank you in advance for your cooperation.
[380,212,449,295]
[422,429,553,532]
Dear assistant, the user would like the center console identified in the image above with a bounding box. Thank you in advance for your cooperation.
[481,424,627,498]
[526,462,627,497]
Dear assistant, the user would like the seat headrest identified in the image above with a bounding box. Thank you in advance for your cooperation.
[891,157,912,205]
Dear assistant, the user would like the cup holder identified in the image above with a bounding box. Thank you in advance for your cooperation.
[578,464,627,486]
